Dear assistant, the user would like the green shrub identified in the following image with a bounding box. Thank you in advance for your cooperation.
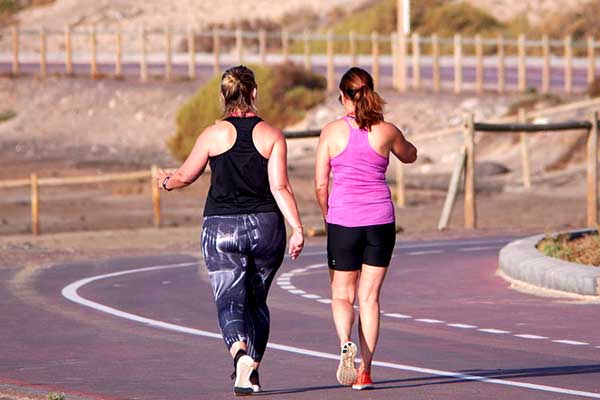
[47,393,66,400]
[416,2,503,37]
[0,0,18,13]
[168,63,326,161]
[0,110,16,123]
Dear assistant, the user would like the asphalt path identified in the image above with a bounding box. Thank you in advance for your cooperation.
[0,60,589,92]
[2,235,600,399]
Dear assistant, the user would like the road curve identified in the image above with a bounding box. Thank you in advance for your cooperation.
[2,236,600,400]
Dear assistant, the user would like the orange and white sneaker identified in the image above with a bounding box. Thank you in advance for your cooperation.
[352,370,374,390]
[336,341,357,386]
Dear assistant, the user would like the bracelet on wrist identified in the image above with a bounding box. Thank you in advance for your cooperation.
[162,176,173,191]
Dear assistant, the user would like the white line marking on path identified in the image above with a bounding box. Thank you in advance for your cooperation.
[406,250,444,256]
[288,289,306,295]
[553,340,590,346]
[301,294,321,299]
[478,329,511,334]
[384,313,412,319]
[447,323,477,329]
[61,262,600,399]
[456,246,504,252]
[317,299,332,304]
[415,318,445,324]
[515,334,548,340]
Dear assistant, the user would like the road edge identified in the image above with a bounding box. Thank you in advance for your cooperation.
[498,229,600,296]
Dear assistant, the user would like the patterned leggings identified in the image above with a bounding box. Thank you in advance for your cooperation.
[201,212,286,362]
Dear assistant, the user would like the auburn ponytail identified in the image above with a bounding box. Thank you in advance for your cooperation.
[339,67,385,131]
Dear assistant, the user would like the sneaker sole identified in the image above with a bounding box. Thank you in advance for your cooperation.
[352,384,374,390]
[336,342,357,386]
[234,355,254,396]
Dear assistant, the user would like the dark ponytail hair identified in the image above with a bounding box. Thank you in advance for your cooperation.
[339,67,385,131]
[220,65,257,116]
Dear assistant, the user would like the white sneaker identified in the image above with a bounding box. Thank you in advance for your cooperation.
[233,355,254,396]
[336,341,357,386]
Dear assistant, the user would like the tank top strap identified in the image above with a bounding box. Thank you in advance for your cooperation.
[224,116,263,147]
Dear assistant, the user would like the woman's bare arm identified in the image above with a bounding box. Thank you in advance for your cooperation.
[314,127,332,219]
[267,129,304,259]
[391,125,418,163]
[157,126,214,190]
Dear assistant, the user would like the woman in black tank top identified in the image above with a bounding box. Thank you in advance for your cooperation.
[156,66,304,395]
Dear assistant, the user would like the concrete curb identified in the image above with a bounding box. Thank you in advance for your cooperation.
[499,229,600,296]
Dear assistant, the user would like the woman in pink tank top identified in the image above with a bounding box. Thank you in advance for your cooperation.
[314,67,417,390]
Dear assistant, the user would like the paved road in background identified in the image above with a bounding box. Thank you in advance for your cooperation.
[0,59,590,92]
[2,235,600,399]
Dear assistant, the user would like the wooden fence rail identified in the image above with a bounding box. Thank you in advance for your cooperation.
[3,27,600,93]
[438,112,600,230]
[3,130,386,236]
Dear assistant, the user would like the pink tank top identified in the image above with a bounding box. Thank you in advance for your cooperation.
[326,116,395,227]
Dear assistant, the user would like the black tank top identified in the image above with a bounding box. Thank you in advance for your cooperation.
[203,116,280,216]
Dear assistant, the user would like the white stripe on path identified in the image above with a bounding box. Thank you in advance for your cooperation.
[406,250,444,256]
[456,246,504,252]
[447,323,477,329]
[384,313,412,319]
[61,262,600,399]
[301,294,321,299]
[479,329,512,334]
[415,318,445,324]
[553,340,589,346]
[515,334,548,340]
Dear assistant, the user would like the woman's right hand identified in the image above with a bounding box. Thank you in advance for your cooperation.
[288,229,304,260]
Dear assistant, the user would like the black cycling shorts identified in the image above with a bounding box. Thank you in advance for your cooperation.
[327,222,396,271]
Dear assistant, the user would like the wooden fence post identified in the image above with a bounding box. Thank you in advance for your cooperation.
[395,158,405,208]
[11,25,19,76]
[187,27,196,80]
[140,27,148,82]
[327,30,334,92]
[391,33,398,89]
[165,27,172,80]
[151,165,161,228]
[349,31,357,66]
[453,34,462,94]
[475,34,483,93]
[497,34,505,93]
[115,29,122,78]
[213,29,220,75]
[397,33,407,92]
[259,29,267,65]
[587,111,598,227]
[411,33,420,89]
[438,147,467,230]
[303,29,311,71]
[463,112,476,228]
[64,25,72,75]
[564,35,572,94]
[236,28,243,64]
[281,29,289,62]
[39,27,47,77]
[432,34,440,92]
[90,25,98,79]
[371,31,380,89]
[518,108,531,189]
[542,35,550,94]
[518,34,526,92]
[30,173,40,235]
[588,36,596,85]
